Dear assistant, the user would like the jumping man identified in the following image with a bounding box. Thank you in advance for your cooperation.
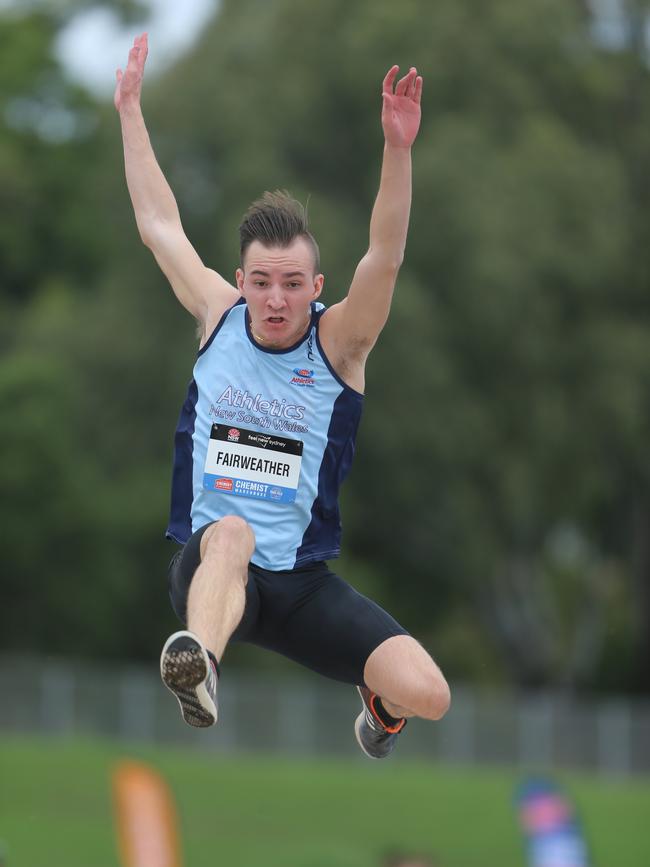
[115,33,450,758]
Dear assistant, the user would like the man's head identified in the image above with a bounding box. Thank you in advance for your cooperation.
[236,191,324,349]
[239,190,320,273]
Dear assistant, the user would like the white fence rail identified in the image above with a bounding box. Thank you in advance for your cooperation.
[1,655,648,776]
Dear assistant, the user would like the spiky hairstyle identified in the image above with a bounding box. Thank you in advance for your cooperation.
[239,190,320,272]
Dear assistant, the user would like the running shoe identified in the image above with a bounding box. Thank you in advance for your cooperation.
[354,686,406,759]
[160,630,218,727]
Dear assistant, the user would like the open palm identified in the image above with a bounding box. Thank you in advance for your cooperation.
[381,66,422,148]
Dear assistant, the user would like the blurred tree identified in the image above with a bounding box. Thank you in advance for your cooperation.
[0,3,148,303]
[1,0,146,26]
[0,4,181,658]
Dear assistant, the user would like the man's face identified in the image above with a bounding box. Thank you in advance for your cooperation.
[236,238,324,349]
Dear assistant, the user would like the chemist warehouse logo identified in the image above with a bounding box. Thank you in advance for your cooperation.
[290,368,315,388]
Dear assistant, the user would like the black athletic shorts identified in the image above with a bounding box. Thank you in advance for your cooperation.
[167,522,409,686]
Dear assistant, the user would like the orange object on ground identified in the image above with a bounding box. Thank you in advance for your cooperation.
[112,760,183,867]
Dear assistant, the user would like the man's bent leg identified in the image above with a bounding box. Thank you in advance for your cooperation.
[186,516,255,661]
[161,516,255,728]
[354,635,450,758]
[241,563,430,758]
[363,634,450,721]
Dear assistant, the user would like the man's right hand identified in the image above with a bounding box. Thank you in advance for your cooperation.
[114,32,148,113]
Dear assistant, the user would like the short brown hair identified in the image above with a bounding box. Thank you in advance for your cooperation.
[239,190,320,272]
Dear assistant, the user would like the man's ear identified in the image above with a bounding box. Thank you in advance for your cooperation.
[313,273,324,300]
[235,268,245,294]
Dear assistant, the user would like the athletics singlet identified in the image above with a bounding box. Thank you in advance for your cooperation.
[166,300,364,570]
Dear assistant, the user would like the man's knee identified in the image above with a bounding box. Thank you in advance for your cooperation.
[417,674,451,721]
[396,671,450,721]
[200,516,256,561]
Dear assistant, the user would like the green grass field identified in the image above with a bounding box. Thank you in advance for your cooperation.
[1,735,648,867]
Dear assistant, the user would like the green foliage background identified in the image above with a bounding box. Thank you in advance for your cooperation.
[3,0,650,693]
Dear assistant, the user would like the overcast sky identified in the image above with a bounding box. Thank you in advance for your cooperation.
[54,0,218,97]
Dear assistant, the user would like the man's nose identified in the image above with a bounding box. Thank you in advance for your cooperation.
[267,285,285,308]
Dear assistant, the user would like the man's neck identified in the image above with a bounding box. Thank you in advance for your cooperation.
[249,312,312,349]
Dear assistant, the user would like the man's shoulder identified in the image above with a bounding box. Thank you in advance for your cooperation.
[314,301,367,394]
[199,297,246,352]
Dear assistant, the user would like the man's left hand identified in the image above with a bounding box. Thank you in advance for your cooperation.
[381,65,422,148]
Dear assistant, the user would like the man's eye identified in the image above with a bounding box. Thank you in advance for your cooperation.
[288,282,301,288]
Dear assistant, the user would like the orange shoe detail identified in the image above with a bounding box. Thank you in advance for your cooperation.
[369,692,406,734]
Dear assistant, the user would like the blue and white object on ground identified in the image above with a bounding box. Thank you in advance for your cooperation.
[515,778,591,867]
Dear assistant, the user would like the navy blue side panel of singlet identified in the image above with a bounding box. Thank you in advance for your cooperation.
[294,382,362,566]
[166,377,198,544]
[165,302,240,544]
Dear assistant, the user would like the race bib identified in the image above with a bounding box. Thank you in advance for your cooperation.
[203,424,303,503]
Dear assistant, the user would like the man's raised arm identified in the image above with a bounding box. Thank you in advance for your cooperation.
[320,66,422,368]
[115,34,238,331]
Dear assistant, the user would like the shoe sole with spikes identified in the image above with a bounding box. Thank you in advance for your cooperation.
[160,631,218,728]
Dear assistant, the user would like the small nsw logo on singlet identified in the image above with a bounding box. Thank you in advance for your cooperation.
[290,368,315,387]
[227,428,241,441]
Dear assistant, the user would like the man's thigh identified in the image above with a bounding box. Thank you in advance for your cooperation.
[252,562,409,686]
[167,522,261,640]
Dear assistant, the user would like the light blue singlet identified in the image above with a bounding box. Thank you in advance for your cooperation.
[167,300,364,570]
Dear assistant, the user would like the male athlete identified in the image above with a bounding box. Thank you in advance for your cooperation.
[115,33,450,759]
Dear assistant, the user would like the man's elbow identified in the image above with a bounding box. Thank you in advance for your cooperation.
[365,248,404,277]
[136,216,170,251]
[136,217,158,249]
